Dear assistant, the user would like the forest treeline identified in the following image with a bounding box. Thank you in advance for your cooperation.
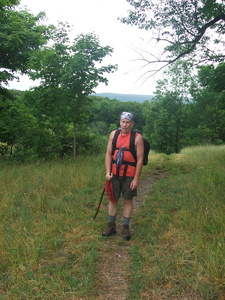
[1,1,225,162]
[1,61,225,162]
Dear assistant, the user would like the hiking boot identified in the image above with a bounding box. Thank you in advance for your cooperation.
[121,224,131,241]
[102,223,116,237]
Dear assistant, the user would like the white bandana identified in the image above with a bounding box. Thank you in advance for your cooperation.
[120,112,134,121]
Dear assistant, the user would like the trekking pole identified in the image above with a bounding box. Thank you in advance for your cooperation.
[93,187,105,220]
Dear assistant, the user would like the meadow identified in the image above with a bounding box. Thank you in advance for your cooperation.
[0,145,224,299]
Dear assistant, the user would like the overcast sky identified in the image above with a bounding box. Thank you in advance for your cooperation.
[10,0,161,95]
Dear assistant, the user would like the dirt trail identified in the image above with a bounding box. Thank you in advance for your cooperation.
[96,164,168,300]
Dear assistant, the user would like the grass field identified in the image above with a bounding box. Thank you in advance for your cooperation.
[0,145,225,299]
[129,146,225,299]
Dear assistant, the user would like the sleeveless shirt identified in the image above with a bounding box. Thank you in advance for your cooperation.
[112,131,137,177]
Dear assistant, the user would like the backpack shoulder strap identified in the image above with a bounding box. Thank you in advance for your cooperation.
[112,129,121,155]
[130,130,137,161]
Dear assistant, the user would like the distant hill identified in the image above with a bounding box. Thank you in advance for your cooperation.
[92,92,155,102]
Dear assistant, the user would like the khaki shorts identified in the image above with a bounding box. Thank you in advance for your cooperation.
[112,175,137,201]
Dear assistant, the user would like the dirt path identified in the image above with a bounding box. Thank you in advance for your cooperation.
[96,164,168,300]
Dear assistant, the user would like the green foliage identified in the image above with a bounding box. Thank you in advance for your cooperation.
[28,30,117,158]
[143,70,187,154]
[187,64,225,144]
[0,0,19,8]
[0,2,51,87]
[142,61,225,154]
[196,63,225,98]
[1,1,225,161]
[0,91,38,149]
[0,90,69,161]
[76,127,107,156]
[89,96,146,132]
[0,2,117,160]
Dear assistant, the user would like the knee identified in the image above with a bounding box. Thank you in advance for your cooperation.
[124,199,133,206]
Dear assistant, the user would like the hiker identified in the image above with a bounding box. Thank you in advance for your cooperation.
[102,111,144,240]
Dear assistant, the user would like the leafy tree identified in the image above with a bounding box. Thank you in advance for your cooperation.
[197,63,225,95]
[187,63,225,144]
[0,91,40,157]
[28,30,117,158]
[0,0,52,90]
[89,96,121,126]
[144,91,185,154]
[121,0,225,76]
[144,61,225,152]
[89,95,146,133]
[0,1,54,159]
[143,61,192,153]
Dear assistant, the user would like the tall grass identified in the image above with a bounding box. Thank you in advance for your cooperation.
[129,145,225,299]
[1,146,225,299]
[0,156,106,299]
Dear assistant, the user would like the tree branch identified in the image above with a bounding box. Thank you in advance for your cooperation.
[143,14,225,75]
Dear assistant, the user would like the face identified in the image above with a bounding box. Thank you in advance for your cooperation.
[120,119,134,134]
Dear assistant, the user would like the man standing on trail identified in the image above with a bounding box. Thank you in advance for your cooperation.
[102,112,144,240]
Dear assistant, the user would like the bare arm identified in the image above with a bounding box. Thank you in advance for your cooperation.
[130,133,144,190]
[105,130,116,180]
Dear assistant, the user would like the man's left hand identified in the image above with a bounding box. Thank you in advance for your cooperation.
[130,178,138,190]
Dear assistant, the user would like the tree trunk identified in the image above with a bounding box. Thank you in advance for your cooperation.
[73,122,76,159]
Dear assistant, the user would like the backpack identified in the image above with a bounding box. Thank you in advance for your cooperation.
[112,129,150,166]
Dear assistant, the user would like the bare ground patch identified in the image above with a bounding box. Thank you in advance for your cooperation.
[96,164,169,300]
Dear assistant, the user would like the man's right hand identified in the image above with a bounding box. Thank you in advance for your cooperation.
[106,173,113,181]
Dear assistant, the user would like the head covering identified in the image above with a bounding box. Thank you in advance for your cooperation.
[120,111,134,122]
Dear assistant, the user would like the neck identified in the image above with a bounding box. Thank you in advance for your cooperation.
[121,129,131,135]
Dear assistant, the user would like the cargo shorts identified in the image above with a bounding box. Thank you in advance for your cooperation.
[112,175,137,201]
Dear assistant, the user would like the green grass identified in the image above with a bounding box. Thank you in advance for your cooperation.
[0,146,225,299]
[129,145,225,299]
[0,156,105,299]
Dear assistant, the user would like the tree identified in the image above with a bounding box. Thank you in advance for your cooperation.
[142,61,192,153]
[121,0,225,77]
[0,91,42,157]
[197,63,225,94]
[0,1,52,90]
[188,63,225,144]
[142,60,225,153]
[29,30,117,158]
[144,91,185,154]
